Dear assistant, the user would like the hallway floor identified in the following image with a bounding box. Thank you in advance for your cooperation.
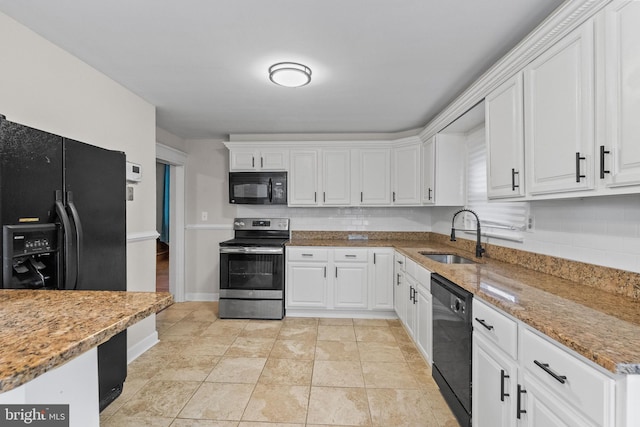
[100,302,458,426]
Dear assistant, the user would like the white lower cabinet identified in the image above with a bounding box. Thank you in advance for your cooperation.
[394,252,432,364]
[333,248,368,309]
[415,282,432,364]
[286,246,393,314]
[472,299,615,427]
[286,248,328,308]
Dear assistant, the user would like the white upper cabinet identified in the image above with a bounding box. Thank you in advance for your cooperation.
[392,140,422,205]
[524,20,595,196]
[289,150,319,205]
[357,148,392,205]
[422,134,466,206]
[600,0,640,188]
[322,149,351,205]
[485,74,525,199]
[229,148,288,171]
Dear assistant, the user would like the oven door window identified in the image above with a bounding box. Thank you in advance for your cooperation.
[222,253,283,290]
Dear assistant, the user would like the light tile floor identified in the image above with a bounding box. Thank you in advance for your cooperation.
[100,302,458,427]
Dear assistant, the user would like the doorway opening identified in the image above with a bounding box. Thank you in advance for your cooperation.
[156,161,170,293]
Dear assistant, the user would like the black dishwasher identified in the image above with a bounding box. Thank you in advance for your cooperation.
[431,273,473,427]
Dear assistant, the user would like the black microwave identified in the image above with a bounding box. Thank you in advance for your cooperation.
[228,172,287,204]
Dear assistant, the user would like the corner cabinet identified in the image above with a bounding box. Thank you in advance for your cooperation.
[422,134,466,206]
[524,20,595,196]
[485,73,525,199]
[286,246,394,316]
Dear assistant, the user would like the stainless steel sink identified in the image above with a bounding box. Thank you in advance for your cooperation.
[419,252,477,264]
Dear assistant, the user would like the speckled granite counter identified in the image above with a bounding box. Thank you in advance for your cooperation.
[0,290,173,392]
[288,235,640,375]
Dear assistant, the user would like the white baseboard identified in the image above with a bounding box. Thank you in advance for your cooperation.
[185,292,219,302]
[285,309,397,319]
[126,331,159,364]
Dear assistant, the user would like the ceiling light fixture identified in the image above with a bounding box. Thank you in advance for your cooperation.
[268,62,312,88]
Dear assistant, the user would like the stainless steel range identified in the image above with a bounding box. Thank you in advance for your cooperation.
[219,218,289,319]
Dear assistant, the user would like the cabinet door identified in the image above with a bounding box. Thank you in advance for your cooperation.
[394,271,406,324]
[230,149,258,171]
[286,263,327,307]
[486,73,525,198]
[602,1,640,188]
[415,287,432,364]
[422,139,436,204]
[472,334,517,427]
[405,277,417,338]
[289,150,319,206]
[520,372,598,427]
[393,143,421,205]
[370,249,394,310]
[322,149,351,205]
[260,149,288,171]
[359,148,391,205]
[525,21,595,196]
[334,263,368,308]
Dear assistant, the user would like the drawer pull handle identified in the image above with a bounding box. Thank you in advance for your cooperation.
[475,318,494,330]
[516,385,527,419]
[345,254,357,258]
[500,370,510,402]
[534,360,567,384]
[301,253,314,257]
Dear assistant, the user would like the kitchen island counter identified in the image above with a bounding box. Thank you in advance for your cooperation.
[288,236,640,375]
[0,290,173,393]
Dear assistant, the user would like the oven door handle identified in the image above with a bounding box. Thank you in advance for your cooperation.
[220,247,284,254]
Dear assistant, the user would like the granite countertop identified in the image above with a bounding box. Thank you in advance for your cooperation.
[287,238,640,375]
[0,290,173,392]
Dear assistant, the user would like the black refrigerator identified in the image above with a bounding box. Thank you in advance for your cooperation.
[0,115,127,411]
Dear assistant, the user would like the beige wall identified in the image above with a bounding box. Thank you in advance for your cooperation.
[0,12,158,354]
[184,139,236,299]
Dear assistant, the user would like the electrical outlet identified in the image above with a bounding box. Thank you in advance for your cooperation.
[527,215,535,230]
[126,186,134,201]
[201,211,208,221]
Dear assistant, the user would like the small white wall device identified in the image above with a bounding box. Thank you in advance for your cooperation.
[126,161,142,182]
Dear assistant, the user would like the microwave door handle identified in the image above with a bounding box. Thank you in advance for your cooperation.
[268,178,273,202]
[66,191,83,290]
[54,191,74,290]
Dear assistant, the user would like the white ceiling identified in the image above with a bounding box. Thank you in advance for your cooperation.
[0,0,563,140]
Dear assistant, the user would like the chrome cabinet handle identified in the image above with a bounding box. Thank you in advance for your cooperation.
[301,253,314,257]
[534,360,567,384]
[345,254,357,258]
[475,318,494,331]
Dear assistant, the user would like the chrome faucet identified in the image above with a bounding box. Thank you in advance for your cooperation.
[450,209,485,258]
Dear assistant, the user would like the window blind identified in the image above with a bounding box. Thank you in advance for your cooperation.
[464,129,528,242]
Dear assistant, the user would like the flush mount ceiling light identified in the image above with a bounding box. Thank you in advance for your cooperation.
[268,62,312,88]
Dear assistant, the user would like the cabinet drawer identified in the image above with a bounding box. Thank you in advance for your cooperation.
[416,265,431,290]
[473,299,518,359]
[521,327,614,426]
[333,248,368,262]
[287,247,329,262]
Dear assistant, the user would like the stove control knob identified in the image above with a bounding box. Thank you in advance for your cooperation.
[234,221,245,227]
